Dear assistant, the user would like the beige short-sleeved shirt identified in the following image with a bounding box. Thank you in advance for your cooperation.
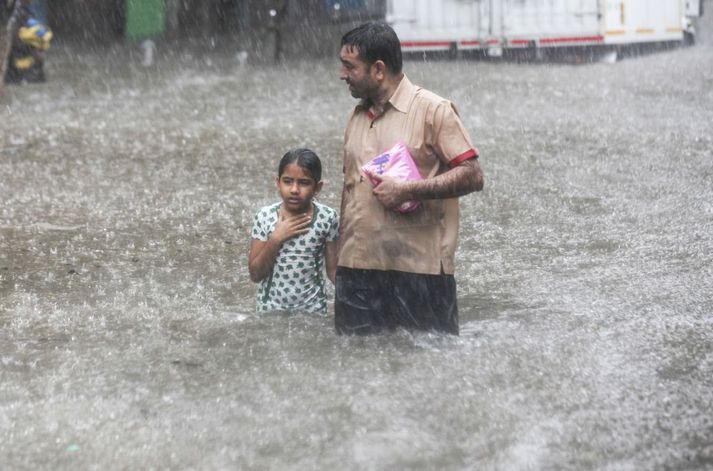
[338,75,478,275]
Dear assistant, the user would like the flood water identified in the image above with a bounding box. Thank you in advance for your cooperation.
[2,17,713,471]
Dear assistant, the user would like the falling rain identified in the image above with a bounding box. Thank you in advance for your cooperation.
[1,1,712,469]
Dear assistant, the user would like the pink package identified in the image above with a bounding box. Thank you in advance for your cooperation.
[361,141,422,213]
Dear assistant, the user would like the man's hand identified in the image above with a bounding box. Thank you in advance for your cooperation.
[366,159,483,211]
[365,170,410,210]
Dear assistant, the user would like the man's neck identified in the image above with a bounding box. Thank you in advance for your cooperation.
[367,73,404,116]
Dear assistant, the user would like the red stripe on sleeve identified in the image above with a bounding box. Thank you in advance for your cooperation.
[448,148,478,168]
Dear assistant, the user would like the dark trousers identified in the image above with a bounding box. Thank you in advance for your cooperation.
[335,267,459,335]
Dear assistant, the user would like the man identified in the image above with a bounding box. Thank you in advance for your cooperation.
[266,0,288,62]
[335,22,484,336]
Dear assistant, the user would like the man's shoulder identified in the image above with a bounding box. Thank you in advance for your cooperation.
[390,75,450,114]
[407,84,464,121]
[412,86,451,108]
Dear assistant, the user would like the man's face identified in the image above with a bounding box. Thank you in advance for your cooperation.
[339,45,379,100]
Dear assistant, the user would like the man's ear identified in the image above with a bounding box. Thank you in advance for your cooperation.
[371,60,387,80]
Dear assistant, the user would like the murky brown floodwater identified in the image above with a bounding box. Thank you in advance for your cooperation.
[1,12,712,470]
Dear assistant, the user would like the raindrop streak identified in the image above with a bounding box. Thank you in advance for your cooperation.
[1,9,712,471]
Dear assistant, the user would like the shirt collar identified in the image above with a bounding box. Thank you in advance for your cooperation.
[387,74,414,114]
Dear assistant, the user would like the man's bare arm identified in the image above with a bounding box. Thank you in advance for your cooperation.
[369,158,484,210]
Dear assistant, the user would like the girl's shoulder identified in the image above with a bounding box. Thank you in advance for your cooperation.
[314,201,338,219]
[255,202,281,219]
[312,202,339,239]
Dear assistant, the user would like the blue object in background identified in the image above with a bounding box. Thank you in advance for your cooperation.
[27,0,48,24]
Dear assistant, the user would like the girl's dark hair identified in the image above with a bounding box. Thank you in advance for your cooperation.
[340,22,403,75]
[278,148,322,183]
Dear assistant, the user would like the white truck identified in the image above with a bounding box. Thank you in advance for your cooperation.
[386,0,703,58]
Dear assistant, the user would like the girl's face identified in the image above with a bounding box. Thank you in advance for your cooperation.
[276,163,322,215]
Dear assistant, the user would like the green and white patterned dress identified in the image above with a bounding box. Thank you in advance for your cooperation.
[251,201,339,314]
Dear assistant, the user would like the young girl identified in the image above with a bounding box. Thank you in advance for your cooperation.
[248,148,339,314]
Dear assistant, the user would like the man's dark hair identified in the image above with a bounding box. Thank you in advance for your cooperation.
[340,22,403,75]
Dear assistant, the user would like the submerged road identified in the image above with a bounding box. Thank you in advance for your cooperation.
[1,13,712,470]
